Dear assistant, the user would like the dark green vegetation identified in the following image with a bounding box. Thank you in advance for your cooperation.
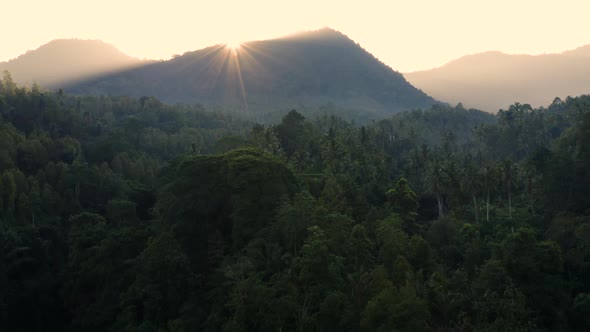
[1,71,590,331]
[65,28,436,119]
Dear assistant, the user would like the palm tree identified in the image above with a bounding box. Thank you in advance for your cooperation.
[321,127,345,174]
[426,159,445,219]
[461,162,481,223]
[499,160,517,221]
[479,166,492,222]
[498,159,519,233]
[521,160,536,215]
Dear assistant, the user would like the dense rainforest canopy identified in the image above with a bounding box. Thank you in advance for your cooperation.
[1,71,589,331]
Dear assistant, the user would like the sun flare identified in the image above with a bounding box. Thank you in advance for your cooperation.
[225,41,242,50]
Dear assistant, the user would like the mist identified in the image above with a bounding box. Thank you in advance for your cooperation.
[404,45,590,111]
[0,39,149,88]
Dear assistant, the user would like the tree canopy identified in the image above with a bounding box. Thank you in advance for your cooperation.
[1,75,589,331]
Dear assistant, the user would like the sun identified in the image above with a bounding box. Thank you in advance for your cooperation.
[225,40,242,50]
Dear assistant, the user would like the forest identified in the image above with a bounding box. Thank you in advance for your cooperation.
[1,69,590,331]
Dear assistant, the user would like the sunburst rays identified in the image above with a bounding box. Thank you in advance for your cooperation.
[192,42,275,112]
[229,47,249,112]
[225,41,242,50]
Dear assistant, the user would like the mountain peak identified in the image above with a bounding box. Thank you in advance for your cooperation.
[13,39,129,62]
[67,30,436,119]
[0,38,144,87]
[315,26,344,35]
[279,27,351,42]
[404,44,590,112]
[42,38,116,47]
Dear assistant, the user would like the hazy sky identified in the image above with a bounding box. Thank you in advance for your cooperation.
[3,0,590,72]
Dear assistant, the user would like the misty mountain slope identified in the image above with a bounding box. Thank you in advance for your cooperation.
[404,46,590,112]
[65,28,437,117]
[0,39,146,88]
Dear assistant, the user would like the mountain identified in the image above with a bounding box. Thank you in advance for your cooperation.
[404,46,590,112]
[0,39,146,88]
[65,28,437,119]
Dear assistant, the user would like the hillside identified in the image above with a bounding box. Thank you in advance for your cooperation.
[2,75,590,331]
[404,45,590,112]
[0,39,146,88]
[65,28,437,119]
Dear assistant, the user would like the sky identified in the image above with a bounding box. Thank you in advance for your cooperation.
[2,0,590,72]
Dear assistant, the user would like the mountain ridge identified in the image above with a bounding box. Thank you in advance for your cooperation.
[62,28,437,119]
[0,39,148,88]
[405,45,590,111]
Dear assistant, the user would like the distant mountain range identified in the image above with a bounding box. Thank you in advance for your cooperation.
[0,39,147,88]
[7,30,589,116]
[61,28,436,118]
[404,46,590,111]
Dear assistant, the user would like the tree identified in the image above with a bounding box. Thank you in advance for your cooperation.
[461,161,481,223]
[275,110,306,158]
[321,127,345,174]
[29,182,41,227]
[499,159,516,223]
[479,165,495,223]
[426,159,445,219]
[375,216,408,273]
[156,148,298,272]
[116,231,197,331]
[361,283,430,332]
[386,177,418,220]
[1,172,16,217]
[1,71,16,95]
[299,226,345,290]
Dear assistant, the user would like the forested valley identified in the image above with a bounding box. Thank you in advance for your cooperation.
[1,70,590,331]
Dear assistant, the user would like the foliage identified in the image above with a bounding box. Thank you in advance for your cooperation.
[1,76,589,331]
